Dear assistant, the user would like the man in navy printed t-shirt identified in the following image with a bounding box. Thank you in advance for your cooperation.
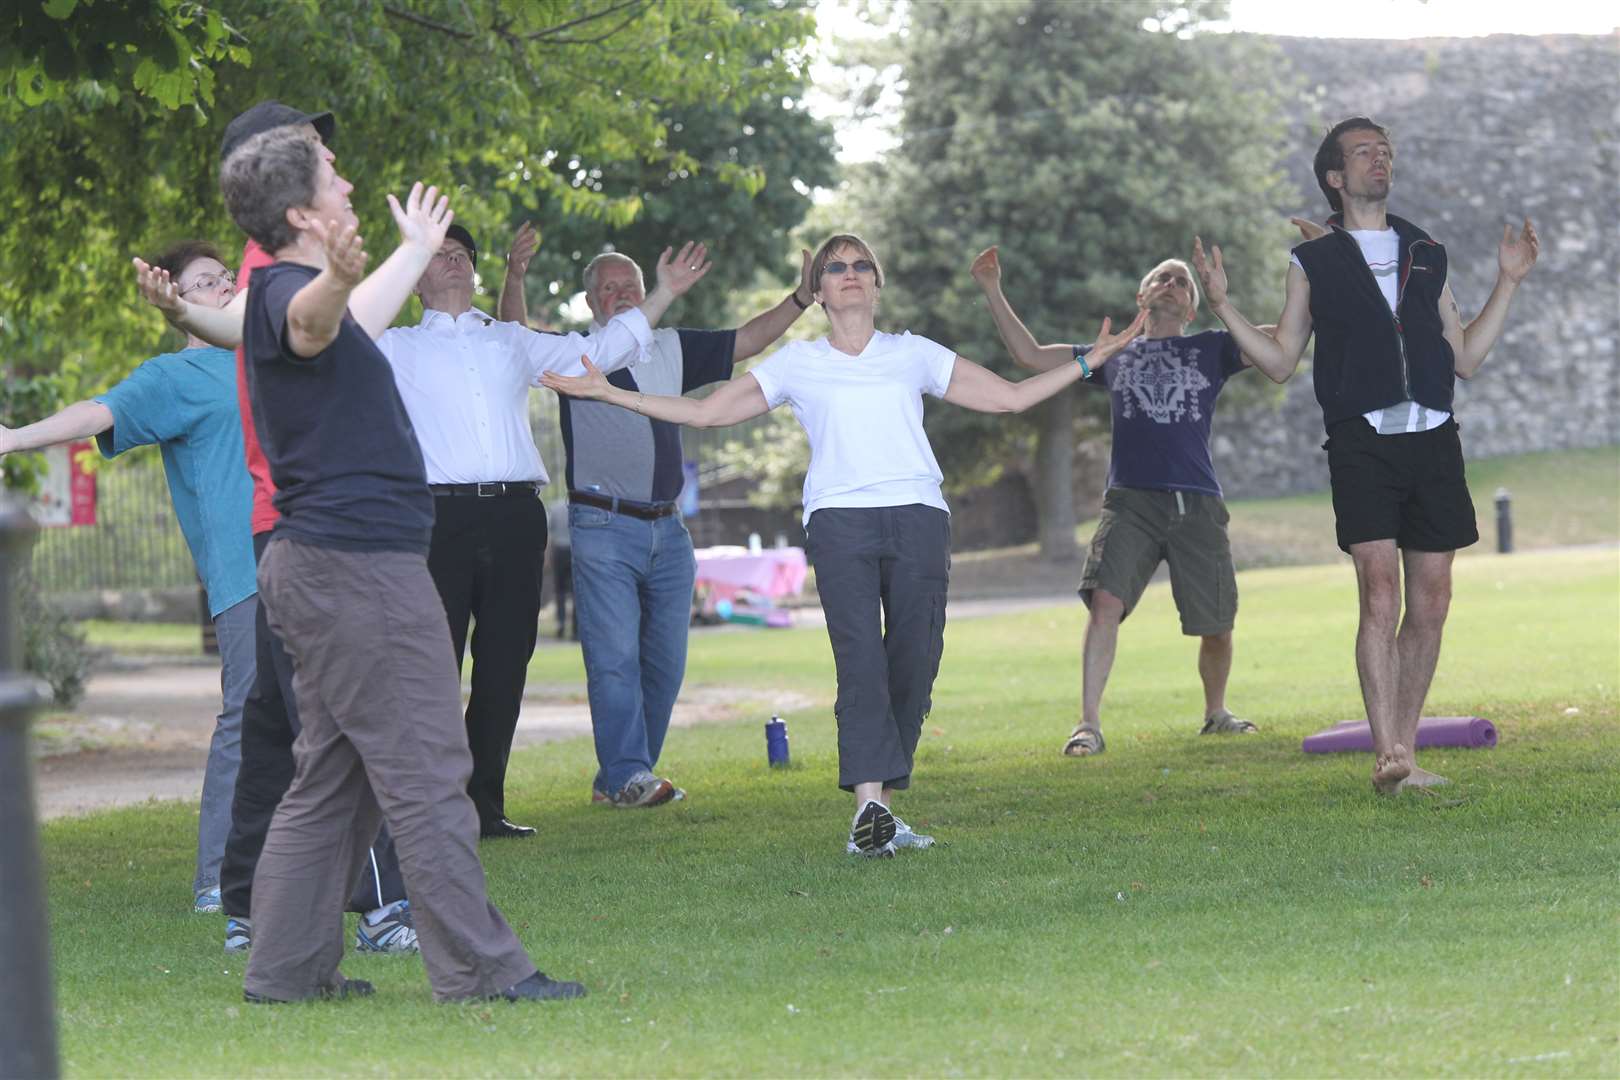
[972,246,1264,759]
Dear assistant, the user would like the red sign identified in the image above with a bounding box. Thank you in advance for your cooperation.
[33,441,97,527]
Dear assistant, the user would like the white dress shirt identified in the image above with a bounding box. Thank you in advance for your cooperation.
[378,306,652,485]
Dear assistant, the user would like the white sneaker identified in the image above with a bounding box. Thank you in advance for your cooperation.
[891,814,935,850]
[846,800,896,857]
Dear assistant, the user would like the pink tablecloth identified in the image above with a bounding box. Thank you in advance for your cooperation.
[693,546,808,601]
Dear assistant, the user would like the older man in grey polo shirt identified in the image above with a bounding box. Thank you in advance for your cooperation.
[380,225,711,836]
[503,245,811,806]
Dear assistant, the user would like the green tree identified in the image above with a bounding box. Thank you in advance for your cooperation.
[514,89,837,331]
[867,0,1296,559]
[1,0,821,392]
[2,0,245,118]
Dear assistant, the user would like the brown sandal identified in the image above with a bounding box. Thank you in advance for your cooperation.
[1199,709,1257,735]
[1062,726,1106,757]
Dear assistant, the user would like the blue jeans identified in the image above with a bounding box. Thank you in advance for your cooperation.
[195,594,257,894]
[570,505,696,796]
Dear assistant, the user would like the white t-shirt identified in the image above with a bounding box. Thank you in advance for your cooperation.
[749,330,957,525]
[1292,229,1450,435]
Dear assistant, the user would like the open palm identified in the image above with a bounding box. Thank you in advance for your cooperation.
[1498,218,1539,283]
[387,182,451,252]
[540,356,613,400]
[1087,308,1150,365]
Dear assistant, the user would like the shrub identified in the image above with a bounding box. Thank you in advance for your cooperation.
[18,569,94,708]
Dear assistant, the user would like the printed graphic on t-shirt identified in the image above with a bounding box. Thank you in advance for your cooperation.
[1350,229,1400,313]
[1114,338,1214,424]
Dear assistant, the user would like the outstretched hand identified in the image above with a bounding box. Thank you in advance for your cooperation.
[507,220,539,276]
[1191,236,1228,307]
[1087,308,1150,366]
[309,218,368,287]
[1498,217,1539,283]
[655,241,712,296]
[133,257,185,318]
[540,355,614,401]
[970,246,1001,288]
[1290,217,1329,242]
[385,182,452,255]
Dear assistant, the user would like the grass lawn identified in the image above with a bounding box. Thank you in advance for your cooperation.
[75,445,1619,659]
[78,619,207,656]
[42,547,1619,1076]
[1222,445,1620,570]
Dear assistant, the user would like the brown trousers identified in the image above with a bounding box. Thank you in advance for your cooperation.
[242,537,535,1002]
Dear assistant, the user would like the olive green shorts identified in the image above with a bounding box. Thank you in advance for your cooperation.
[1079,487,1237,636]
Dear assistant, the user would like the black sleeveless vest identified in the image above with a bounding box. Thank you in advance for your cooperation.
[1292,213,1453,430]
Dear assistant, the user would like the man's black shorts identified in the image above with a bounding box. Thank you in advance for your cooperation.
[1325,416,1478,553]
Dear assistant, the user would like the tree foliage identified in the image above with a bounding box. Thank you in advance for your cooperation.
[864,0,1297,556]
[516,88,837,330]
[2,0,246,118]
[1,0,827,398]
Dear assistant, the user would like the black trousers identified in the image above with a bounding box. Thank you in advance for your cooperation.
[427,492,547,828]
[806,504,951,792]
[219,532,406,919]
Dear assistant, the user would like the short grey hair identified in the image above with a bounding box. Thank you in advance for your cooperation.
[219,127,318,254]
[1137,258,1200,313]
[582,251,644,294]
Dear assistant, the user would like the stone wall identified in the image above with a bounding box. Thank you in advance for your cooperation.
[1211,33,1620,497]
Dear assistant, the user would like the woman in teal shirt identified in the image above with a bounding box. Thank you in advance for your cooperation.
[0,240,255,913]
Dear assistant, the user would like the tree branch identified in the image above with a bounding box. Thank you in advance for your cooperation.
[380,4,475,40]
[525,0,650,41]
[538,10,653,48]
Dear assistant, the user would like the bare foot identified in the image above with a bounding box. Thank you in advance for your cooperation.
[1372,745,1412,795]
[1397,765,1450,791]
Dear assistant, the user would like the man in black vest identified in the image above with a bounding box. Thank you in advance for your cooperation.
[1189,115,1539,794]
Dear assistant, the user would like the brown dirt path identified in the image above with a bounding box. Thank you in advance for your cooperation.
[31,594,1072,821]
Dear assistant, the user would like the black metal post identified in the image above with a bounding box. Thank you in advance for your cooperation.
[0,497,58,1080]
[1494,487,1513,555]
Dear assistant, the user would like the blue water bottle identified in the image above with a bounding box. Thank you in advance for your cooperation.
[765,715,790,767]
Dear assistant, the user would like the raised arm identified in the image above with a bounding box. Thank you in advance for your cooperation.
[1194,237,1311,384]
[941,309,1147,414]
[1446,218,1539,379]
[498,221,538,325]
[284,219,370,357]
[969,247,1076,373]
[633,242,712,328]
[346,183,451,338]
[134,259,247,349]
[733,249,813,362]
[0,400,114,456]
[540,356,770,429]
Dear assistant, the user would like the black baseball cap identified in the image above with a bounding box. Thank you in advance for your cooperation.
[219,101,336,164]
[445,224,477,261]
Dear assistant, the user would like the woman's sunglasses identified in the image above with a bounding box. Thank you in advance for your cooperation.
[822,260,876,276]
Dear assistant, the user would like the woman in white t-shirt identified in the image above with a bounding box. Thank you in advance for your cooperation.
[543,234,1144,856]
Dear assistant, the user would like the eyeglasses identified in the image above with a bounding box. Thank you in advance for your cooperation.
[178,271,235,296]
[822,260,876,276]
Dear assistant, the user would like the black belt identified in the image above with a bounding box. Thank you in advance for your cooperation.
[568,489,678,520]
[429,481,540,498]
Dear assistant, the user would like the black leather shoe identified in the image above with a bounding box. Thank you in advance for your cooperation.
[481,818,536,839]
[498,970,587,1002]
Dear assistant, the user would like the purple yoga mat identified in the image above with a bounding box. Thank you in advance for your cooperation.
[1301,715,1497,754]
